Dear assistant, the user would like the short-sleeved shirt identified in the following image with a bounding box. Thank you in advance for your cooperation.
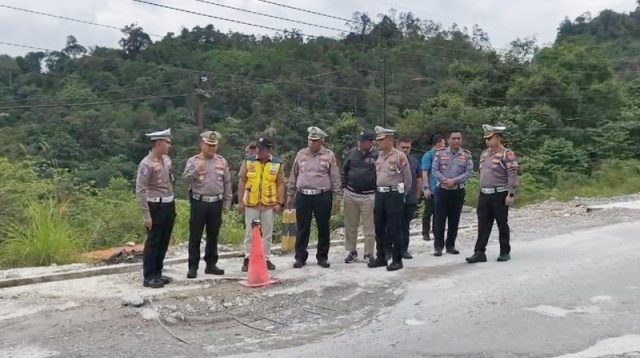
[136,153,174,220]
[479,146,518,192]
[405,155,421,205]
[287,146,342,197]
[432,147,473,187]
[421,148,438,192]
[182,154,232,209]
[375,148,412,192]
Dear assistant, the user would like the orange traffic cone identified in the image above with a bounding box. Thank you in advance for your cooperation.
[240,220,278,288]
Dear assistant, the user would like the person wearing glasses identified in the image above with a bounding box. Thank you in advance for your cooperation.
[467,125,518,264]
[182,131,232,279]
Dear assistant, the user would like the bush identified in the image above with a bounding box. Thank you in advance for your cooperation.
[0,198,81,267]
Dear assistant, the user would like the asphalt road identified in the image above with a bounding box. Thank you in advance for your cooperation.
[235,220,640,358]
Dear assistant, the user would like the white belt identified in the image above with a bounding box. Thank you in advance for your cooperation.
[299,189,325,195]
[481,187,508,194]
[148,195,174,203]
[192,193,223,202]
[377,185,399,193]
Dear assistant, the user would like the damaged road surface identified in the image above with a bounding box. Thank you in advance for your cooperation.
[1,201,640,357]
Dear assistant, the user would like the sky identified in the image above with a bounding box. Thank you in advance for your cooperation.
[0,0,637,57]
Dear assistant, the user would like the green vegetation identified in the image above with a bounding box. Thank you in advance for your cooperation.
[2,4,640,267]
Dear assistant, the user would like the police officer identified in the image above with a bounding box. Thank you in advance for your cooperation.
[432,130,473,257]
[136,129,175,288]
[398,136,422,259]
[287,127,342,268]
[467,125,518,263]
[342,130,377,264]
[368,126,412,271]
[182,131,232,279]
[421,135,446,241]
[238,135,286,272]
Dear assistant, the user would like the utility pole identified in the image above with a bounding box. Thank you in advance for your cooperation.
[195,74,211,136]
[382,57,387,127]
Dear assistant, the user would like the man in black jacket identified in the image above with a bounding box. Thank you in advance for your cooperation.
[342,131,378,264]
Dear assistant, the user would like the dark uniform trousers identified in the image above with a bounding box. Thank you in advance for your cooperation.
[188,197,223,270]
[433,188,465,251]
[421,195,436,236]
[374,191,404,261]
[143,201,176,281]
[474,192,510,254]
[295,191,333,263]
[402,203,417,253]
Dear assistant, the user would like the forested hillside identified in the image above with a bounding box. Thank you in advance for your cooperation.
[2,2,640,266]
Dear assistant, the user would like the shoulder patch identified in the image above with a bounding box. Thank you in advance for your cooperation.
[140,165,149,177]
[505,150,516,161]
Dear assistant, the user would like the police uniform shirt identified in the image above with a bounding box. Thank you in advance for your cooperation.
[287,146,342,196]
[136,153,174,220]
[432,147,473,186]
[375,148,412,191]
[183,154,232,209]
[479,146,518,192]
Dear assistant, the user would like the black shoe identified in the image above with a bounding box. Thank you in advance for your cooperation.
[241,258,249,272]
[367,256,387,268]
[344,251,358,264]
[317,259,330,268]
[204,264,225,275]
[293,260,306,269]
[387,261,403,271]
[186,268,197,279]
[363,254,374,264]
[402,251,413,260]
[446,247,460,255]
[466,252,487,263]
[497,253,511,262]
[143,277,164,288]
[266,260,276,270]
[433,249,443,257]
[159,275,173,284]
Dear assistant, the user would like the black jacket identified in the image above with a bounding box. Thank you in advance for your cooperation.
[342,146,378,193]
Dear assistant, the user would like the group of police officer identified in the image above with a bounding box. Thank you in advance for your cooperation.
[135,124,518,288]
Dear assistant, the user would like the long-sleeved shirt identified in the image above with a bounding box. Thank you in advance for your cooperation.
[342,146,378,193]
[287,146,342,197]
[479,146,518,193]
[136,152,174,220]
[182,153,232,210]
[432,146,473,186]
[375,148,412,192]
[405,155,421,205]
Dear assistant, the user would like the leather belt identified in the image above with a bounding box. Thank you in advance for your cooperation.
[192,193,223,202]
[298,189,326,195]
[148,195,174,203]
[346,186,375,195]
[377,185,399,193]
[480,187,508,194]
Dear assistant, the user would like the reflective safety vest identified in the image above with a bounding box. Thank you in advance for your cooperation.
[243,157,282,206]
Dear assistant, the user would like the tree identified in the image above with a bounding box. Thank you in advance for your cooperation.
[62,35,87,59]
[119,24,152,59]
[16,51,46,73]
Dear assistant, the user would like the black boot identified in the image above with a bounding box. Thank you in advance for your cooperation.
[367,256,387,268]
[186,268,197,279]
[241,258,249,272]
[466,252,487,263]
[317,259,330,268]
[497,253,511,262]
[205,262,225,275]
[387,260,403,271]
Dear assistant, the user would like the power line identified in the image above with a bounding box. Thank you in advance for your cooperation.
[133,0,317,38]
[192,0,347,33]
[256,0,358,24]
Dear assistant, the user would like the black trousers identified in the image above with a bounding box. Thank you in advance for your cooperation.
[421,195,436,236]
[433,188,465,251]
[474,192,511,254]
[374,191,404,262]
[295,191,332,263]
[188,198,223,269]
[143,202,176,281]
[402,203,417,253]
